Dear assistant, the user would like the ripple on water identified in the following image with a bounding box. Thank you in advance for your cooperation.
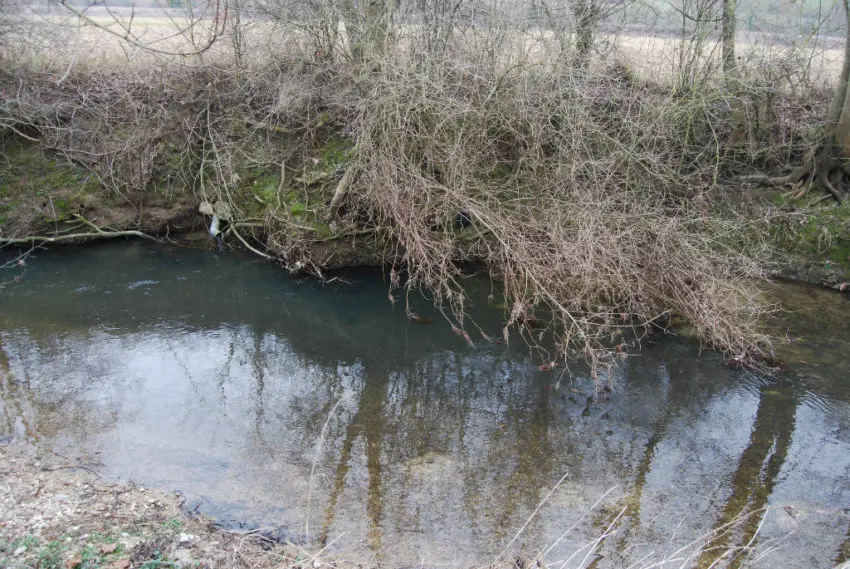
[127,279,160,290]
[0,242,848,569]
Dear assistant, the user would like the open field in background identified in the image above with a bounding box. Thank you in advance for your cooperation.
[615,33,844,86]
[3,0,850,376]
[0,6,844,88]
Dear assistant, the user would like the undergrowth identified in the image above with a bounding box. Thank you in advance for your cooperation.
[1,18,836,374]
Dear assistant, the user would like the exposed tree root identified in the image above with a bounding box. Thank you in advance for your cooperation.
[743,148,847,203]
[327,166,356,221]
[0,215,163,246]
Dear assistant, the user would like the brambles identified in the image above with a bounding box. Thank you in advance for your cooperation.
[340,54,774,371]
[4,0,828,374]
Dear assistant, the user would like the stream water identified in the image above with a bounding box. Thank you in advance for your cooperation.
[1,241,848,568]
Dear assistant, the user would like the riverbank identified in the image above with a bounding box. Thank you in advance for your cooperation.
[2,144,849,288]
[0,440,318,569]
[2,35,850,372]
[2,130,849,372]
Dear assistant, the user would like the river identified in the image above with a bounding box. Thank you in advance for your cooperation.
[1,241,848,568]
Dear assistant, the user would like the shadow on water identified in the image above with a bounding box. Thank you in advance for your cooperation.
[1,242,850,568]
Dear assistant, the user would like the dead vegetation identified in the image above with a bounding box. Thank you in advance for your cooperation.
[0,442,325,569]
[346,56,780,372]
[2,0,842,374]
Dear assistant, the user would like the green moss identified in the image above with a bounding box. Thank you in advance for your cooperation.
[0,200,19,225]
[250,172,281,203]
[256,185,277,204]
[315,112,331,129]
[286,135,354,192]
[771,197,850,272]
[0,143,100,198]
[321,135,353,167]
[311,220,335,239]
[231,135,353,225]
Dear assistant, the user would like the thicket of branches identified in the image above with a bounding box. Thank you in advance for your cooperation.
[1,0,843,373]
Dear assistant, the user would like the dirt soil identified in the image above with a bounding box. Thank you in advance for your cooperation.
[0,440,328,569]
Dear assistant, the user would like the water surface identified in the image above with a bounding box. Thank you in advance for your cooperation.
[1,242,848,568]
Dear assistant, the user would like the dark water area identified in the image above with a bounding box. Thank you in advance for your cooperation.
[1,241,849,568]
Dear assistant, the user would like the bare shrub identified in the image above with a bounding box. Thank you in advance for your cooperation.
[6,0,833,373]
[0,62,778,375]
[329,51,775,373]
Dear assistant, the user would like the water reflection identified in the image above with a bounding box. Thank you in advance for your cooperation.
[837,524,850,566]
[1,242,849,568]
[694,383,797,569]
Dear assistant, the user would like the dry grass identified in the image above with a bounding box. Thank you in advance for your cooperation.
[2,9,844,86]
[3,0,833,373]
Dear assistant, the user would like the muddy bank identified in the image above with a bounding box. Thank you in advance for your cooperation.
[0,440,324,569]
[0,140,388,269]
[0,143,845,283]
[771,257,850,289]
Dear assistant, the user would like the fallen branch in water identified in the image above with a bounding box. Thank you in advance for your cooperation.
[227,224,273,259]
[0,215,163,246]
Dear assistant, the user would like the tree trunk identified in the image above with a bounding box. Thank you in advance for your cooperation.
[723,0,752,152]
[339,0,365,62]
[339,0,391,63]
[571,0,598,68]
[745,0,849,202]
[721,0,736,77]
[831,0,850,157]
[806,0,850,200]
[364,0,390,58]
[230,0,244,67]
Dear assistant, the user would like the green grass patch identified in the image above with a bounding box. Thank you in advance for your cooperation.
[0,532,133,569]
[37,539,68,569]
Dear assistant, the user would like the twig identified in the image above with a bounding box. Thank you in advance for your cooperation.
[42,464,103,478]
[494,471,571,565]
[55,52,79,86]
[227,225,273,259]
[1,215,163,246]
[304,397,344,542]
